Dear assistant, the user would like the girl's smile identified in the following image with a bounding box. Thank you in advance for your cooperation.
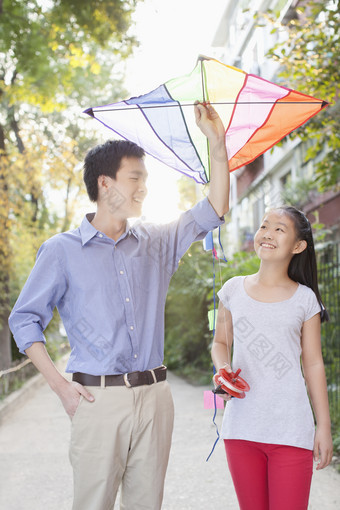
[259,242,276,249]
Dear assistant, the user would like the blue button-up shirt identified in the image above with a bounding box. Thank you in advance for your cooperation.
[9,198,224,375]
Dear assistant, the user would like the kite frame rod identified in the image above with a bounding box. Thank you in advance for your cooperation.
[89,101,327,113]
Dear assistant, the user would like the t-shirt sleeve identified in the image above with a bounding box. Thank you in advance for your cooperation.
[304,287,322,322]
[217,277,236,310]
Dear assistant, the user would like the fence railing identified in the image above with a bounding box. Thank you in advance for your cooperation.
[0,337,71,398]
[0,358,38,397]
[317,241,340,429]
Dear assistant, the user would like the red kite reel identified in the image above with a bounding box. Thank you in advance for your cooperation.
[213,367,250,399]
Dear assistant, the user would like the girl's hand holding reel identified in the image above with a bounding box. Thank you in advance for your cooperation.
[213,363,250,400]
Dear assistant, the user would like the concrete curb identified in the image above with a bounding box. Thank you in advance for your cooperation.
[0,372,44,424]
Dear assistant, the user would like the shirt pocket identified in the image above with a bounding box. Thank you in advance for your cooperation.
[131,255,160,293]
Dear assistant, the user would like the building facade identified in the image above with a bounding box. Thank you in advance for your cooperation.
[211,0,340,255]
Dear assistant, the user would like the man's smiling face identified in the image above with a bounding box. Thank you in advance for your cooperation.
[101,156,148,219]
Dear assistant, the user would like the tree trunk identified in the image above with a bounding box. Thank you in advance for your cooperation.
[0,301,11,370]
[0,122,12,370]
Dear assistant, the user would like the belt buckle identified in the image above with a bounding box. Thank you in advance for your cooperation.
[123,373,132,388]
[149,369,157,384]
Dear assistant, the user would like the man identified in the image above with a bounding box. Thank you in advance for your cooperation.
[9,102,229,509]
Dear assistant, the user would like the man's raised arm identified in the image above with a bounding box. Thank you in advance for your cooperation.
[194,102,229,218]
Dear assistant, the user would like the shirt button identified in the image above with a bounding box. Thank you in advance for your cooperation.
[98,233,103,238]
[125,298,130,302]
[134,354,138,359]
[130,326,134,331]
[120,270,124,275]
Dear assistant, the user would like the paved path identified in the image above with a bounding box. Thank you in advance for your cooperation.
[0,371,339,509]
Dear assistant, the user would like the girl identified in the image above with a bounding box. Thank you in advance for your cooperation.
[212,206,333,510]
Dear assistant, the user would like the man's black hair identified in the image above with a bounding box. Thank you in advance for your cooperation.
[83,140,145,202]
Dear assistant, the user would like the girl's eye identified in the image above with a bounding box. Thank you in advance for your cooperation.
[260,225,266,229]
[276,228,284,232]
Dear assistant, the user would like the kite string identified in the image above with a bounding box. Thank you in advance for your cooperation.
[217,247,231,367]
[206,249,220,462]
[206,228,229,462]
[216,225,230,365]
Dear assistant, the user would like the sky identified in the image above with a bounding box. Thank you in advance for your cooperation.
[125,0,226,93]
[80,0,227,224]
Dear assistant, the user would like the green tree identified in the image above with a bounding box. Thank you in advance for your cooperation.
[0,0,141,369]
[264,0,340,191]
[164,242,215,382]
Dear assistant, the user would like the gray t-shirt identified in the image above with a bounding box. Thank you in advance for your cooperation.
[217,275,321,450]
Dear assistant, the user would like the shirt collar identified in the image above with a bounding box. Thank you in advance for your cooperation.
[79,213,139,246]
[79,213,98,246]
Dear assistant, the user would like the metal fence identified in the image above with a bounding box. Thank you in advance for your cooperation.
[317,242,340,429]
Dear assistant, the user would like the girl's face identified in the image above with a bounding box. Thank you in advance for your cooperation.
[254,210,306,263]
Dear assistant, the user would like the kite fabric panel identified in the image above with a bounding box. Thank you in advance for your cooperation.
[84,56,328,184]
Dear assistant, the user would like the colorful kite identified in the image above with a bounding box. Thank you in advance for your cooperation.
[84,56,327,184]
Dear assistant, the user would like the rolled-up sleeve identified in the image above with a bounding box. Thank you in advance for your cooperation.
[8,239,67,354]
[190,197,225,233]
[160,197,225,275]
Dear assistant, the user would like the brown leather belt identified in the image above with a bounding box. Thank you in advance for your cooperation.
[72,365,167,388]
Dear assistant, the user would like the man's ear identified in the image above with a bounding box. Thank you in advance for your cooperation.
[96,175,112,203]
[98,175,109,190]
[292,239,307,254]
[98,175,115,198]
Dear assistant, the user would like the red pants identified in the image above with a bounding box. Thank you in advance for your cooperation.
[224,440,313,510]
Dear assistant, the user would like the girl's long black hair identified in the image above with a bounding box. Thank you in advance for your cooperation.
[275,206,329,322]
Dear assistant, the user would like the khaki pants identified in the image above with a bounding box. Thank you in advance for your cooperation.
[69,380,174,510]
